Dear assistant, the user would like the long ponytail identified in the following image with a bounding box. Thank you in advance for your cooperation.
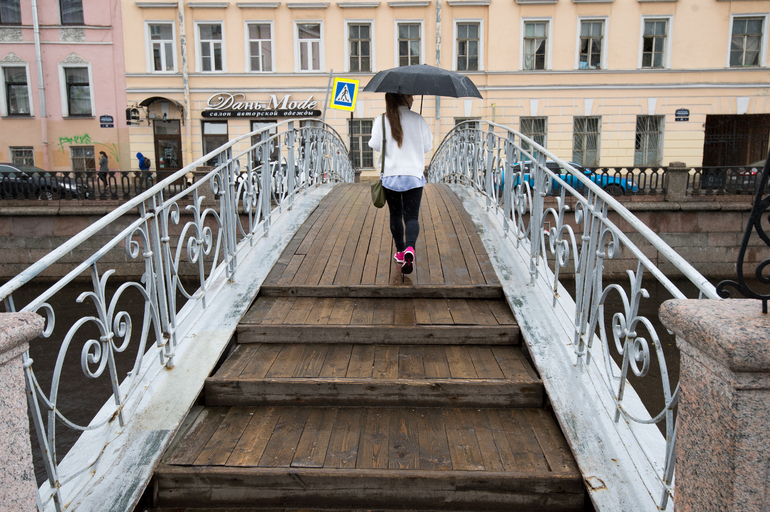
[384,93,408,148]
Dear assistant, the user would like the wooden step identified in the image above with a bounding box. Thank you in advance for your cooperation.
[156,406,583,511]
[237,297,519,345]
[205,344,542,407]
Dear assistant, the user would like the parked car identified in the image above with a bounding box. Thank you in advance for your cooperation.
[0,163,87,199]
[506,160,638,196]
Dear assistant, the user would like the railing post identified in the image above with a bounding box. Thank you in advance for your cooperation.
[665,161,689,201]
[0,312,44,512]
[660,299,770,512]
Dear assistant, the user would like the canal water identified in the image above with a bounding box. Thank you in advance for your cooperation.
[10,276,761,485]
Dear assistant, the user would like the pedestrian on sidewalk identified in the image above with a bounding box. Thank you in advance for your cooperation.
[98,151,110,187]
[368,93,433,275]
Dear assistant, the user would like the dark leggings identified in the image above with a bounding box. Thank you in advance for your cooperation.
[384,186,423,252]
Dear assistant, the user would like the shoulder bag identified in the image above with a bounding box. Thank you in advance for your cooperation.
[370,115,387,208]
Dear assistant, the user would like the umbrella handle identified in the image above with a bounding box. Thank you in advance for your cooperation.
[420,95,423,116]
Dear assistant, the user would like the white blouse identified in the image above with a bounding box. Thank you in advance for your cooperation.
[368,105,433,179]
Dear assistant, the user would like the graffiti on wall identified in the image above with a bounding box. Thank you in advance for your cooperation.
[58,133,120,162]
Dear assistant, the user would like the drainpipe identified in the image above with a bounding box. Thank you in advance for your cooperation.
[31,0,49,171]
[178,2,193,166]
[433,0,441,147]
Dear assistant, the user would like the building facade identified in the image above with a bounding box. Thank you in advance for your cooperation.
[0,0,129,173]
[120,0,768,178]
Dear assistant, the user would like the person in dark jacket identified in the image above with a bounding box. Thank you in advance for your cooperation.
[136,152,152,189]
[98,151,109,186]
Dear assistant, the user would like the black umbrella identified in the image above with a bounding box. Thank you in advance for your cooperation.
[363,64,482,98]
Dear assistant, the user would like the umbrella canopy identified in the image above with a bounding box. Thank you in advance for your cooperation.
[363,64,481,98]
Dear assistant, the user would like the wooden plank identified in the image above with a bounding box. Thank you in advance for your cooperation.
[371,345,398,379]
[329,187,372,286]
[349,298,374,325]
[282,297,316,325]
[324,408,363,469]
[276,254,305,285]
[265,345,305,378]
[258,407,310,467]
[393,298,416,325]
[340,202,377,286]
[388,408,420,470]
[434,186,472,286]
[487,300,517,325]
[228,407,282,467]
[294,185,350,255]
[360,206,386,285]
[416,408,452,471]
[318,344,353,378]
[485,409,521,472]
[412,298,432,325]
[360,253,379,286]
[261,298,296,325]
[491,346,534,381]
[468,409,505,472]
[435,184,487,286]
[327,298,355,325]
[356,408,389,469]
[468,346,506,379]
[293,344,330,378]
[165,408,228,465]
[445,346,478,379]
[442,408,485,471]
[414,207,431,286]
[445,298,477,325]
[524,409,580,474]
[292,408,338,468]
[421,188,447,285]
[426,298,454,325]
[318,187,368,286]
[214,344,256,380]
[371,298,395,325]
[304,297,336,325]
[421,345,451,379]
[496,409,549,472]
[240,297,277,325]
[346,344,375,378]
[425,187,456,285]
[375,207,394,286]
[258,284,504,300]
[194,407,255,466]
[239,344,283,379]
[466,299,501,326]
[398,345,425,379]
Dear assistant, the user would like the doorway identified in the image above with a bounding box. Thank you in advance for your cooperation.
[703,114,770,166]
[153,120,183,182]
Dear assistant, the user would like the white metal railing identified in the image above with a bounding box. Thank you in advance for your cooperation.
[0,119,354,511]
[428,121,719,510]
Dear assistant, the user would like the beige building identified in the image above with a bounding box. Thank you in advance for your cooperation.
[122,0,770,178]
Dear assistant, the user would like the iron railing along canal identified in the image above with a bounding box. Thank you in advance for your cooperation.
[428,121,721,511]
[0,120,355,511]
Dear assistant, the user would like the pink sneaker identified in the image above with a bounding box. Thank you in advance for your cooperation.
[393,251,405,264]
[401,246,415,274]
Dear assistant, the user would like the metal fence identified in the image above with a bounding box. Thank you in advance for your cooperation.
[428,121,719,511]
[0,119,354,512]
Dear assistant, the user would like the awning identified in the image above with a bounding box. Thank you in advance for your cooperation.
[139,96,185,111]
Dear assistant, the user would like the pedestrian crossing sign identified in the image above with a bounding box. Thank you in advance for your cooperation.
[329,78,359,112]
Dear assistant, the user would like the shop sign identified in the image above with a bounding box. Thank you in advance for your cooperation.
[201,92,321,118]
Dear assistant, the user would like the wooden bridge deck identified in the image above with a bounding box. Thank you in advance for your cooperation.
[152,184,585,511]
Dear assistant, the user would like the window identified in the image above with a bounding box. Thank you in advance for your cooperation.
[3,67,30,116]
[349,119,373,168]
[520,117,547,151]
[398,23,420,67]
[635,115,663,166]
[198,23,224,72]
[251,120,278,163]
[64,67,92,117]
[0,0,21,25]
[10,147,33,166]
[523,21,548,70]
[202,121,228,166]
[456,22,479,71]
[70,146,95,174]
[572,117,600,167]
[60,0,84,25]
[148,23,175,72]
[579,20,603,70]
[297,23,322,71]
[730,17,763,67]
[642,19,668,69]
[348,23,371,72]
[248,23,273,72]
[455,117,480,130]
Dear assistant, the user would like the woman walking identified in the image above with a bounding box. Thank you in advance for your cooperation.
[368,93,433,274]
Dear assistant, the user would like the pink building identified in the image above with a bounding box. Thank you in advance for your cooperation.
[0,0,130,173]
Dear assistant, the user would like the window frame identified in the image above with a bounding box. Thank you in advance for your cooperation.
[575,16,607,71]
[145,21,177,73]
[349,118,374,170]
[519,116,548,150]
[634,114,664,167]
[638,15,673,70]
[294,20,325,73]
[394,20,425,68]
[344,20,375,73]
[244,20,275,73]
[452,19,484,72]
[520,18,552,71]
[727,14,768,68]
[0,0,22,26]
[57,62,94,118]
[10,147,34,166]
[0,63,33,117]
[59,0,84,26]
[194,21,227,73]
[70,145,95,174]
[572,116,601,167]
